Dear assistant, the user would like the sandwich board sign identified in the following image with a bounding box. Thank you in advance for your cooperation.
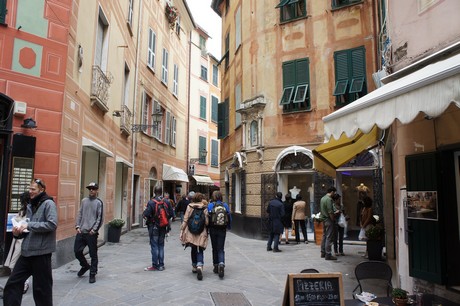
[282,272,344,306]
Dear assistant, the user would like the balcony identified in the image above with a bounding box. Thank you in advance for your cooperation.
[90,65,112,113]
[119,105,132,135]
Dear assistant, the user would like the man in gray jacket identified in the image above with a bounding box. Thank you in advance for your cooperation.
[3,178,58,306]
[74,182,103,283]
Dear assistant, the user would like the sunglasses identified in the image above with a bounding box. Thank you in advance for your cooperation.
[88,187,98,191]
[34,179,45,189]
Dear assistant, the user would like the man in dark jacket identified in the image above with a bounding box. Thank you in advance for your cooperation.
[266,192,285,252]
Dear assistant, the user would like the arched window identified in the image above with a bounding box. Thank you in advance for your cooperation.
[280,153,313,170]
[250,120,258,147]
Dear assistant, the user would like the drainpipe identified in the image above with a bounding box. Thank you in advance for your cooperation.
[186,30,192,193]
[130,0,143,228]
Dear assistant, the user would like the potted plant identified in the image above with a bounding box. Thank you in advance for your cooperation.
[392,288,408,306]
[107,218,125,243]
[312,213,323,245]
[365,215,385,260]
[165,3,178,30]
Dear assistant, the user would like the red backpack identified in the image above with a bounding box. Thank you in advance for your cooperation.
[154,199,170,228]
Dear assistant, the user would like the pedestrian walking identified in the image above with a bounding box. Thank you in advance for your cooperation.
[176,192,194,223]
[143,185,174,271]
[3,179,58,306]
[180,192,209,281]
[74,182,103,284]
[207,190,231,278]
[319,186,337,260]
[292,194,309,244]
[266,192,285,252]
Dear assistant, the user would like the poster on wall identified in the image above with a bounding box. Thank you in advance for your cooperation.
[407,191,438,220]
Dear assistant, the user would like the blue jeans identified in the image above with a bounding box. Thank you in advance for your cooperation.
[209,227,226,265]
[267,232,280,250]
[148,224,166,268]
[191,245,204,267]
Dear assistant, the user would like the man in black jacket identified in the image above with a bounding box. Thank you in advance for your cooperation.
[266,192,285,252]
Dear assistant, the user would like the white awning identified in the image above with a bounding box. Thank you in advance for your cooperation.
[82,137,113,157]
[162,164,189,182]
[192,175,214,186]
[323,53,460,140]
[116,156,133,168]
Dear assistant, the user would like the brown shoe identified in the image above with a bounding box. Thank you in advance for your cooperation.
[325,255,337,260]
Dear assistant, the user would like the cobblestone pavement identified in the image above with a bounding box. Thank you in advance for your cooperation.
[1,221,373,306]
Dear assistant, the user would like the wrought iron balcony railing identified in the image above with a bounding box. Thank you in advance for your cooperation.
[90,65,112,113]
[120,105,132,135]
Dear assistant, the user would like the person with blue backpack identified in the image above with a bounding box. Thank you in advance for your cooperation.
[207,190,231,279]
[179,192,209,281]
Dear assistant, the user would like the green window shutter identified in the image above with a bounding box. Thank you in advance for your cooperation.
[282,61,296,87]
[218,102,225,139]
[333,50,350,97]
[0,0,7,24]
[295,58,309,84]
[224,98,229,137]
[211,139,218,166]
[351,47,365,78]
[199,136,206,164]
[200,96,207,119]
[211,96,218,122]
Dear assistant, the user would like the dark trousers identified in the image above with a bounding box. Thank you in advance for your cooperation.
[74,233,98,274]
[209,227,227,265]
[267,232,280,250]
[3,253,53,306]
[294,219,308,243]
[334,224,344,253]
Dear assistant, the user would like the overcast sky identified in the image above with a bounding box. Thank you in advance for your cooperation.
[186,0,222,58]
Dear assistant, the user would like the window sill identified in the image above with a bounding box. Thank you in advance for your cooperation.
[147,65,155,75]
[279,14,309,26]
[282,108,312,115]
[331,1,363,11]
[126,21,134,37]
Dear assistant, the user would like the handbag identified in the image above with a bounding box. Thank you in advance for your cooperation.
[291,221,296,236]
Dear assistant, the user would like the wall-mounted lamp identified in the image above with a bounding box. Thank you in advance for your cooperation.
[113,110,124,117]
[21,118,37,129]
[131,110,163,133]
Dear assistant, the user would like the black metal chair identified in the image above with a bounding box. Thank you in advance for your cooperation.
[352,261,393,299]
[300,268,319,273]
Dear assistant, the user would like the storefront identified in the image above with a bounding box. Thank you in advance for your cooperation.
[321,52,460,297]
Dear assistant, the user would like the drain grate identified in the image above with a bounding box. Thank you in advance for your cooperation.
[210,292,252,306]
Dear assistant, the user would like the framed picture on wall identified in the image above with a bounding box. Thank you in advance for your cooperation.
[407,191,438,220]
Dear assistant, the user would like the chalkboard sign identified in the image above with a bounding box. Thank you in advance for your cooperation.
[283,273,344,306]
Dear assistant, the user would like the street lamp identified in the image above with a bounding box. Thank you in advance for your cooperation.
[131,110,163,133]
[190,148,208,164]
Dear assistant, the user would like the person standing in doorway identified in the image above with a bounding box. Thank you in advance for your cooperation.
[292,194,309,244]
[3,179,58,306]
[74,182,103,284]
[266,192,285,252]
[319,186,337,260]
[281,193,293,244]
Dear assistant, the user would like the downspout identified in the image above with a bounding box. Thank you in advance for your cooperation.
[186,30,192,192]
[130,0,143,228]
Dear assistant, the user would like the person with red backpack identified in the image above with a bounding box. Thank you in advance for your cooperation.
[143,186,173,271]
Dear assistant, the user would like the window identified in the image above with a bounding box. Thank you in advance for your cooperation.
[235,5,241,50]
[200,96,207,120]
[147,28,156,70]
[152,100,162,140]
[279,58,311,112]
[250,120,258,147]
[332,0,362,9]
[211,139,219,167]
[123,64,130,107]
[199,136,207,164]
[165,111,171,145]
[200,65,208,81]
[199,35,207,57]
[224,33,230,69]
[173,64,178,96]
[211,95,219,123]
[212,64,218,86]
[0,0,6,24]
[218,99,229,139]
[127,0,133,30]
[161,48,168,85]
[333,46,367,107]
[175,15,181,36]
[95,8,109,71]
[171,116,176,147]
[235,83,241,127]
[276,0,307,23]
[141,92,153,135]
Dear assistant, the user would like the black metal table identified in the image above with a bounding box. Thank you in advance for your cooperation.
[345,294,458,306]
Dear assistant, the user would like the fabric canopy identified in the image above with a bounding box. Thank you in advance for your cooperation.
[313,126,379,177]
[162,164,188,182]
[192,175,214,186]
[323,53,460,140]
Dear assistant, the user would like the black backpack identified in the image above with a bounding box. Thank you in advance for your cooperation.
[187,207,206,234]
